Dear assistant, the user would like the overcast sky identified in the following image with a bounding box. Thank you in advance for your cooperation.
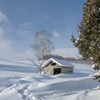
[0,0,85,60]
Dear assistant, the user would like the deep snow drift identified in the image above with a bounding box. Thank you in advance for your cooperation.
[0,59,100,100]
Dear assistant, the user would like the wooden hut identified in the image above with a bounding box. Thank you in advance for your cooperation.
[42,58,74,75]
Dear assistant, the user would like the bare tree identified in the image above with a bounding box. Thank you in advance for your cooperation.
[30,30,55,73]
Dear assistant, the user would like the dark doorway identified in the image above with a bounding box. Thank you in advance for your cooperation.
[54,68,61,75]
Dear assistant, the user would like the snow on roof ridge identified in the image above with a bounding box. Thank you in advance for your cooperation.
[42,58,74,68]
[49,58,62,66]
[51,58,74,67]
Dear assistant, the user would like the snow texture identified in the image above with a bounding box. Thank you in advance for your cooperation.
[93,71,100,77]
[42,58,74,67]
[0,59,100,100]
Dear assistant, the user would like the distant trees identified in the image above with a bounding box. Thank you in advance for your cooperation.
[43,54,92,64]
[71,0,100,81]
[31,30,55,73]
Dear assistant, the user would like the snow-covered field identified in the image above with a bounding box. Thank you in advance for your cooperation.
[0,59,100,100]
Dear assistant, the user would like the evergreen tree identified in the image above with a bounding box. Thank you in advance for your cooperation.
[71,0,100,81]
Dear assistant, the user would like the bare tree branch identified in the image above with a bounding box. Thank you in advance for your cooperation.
[30,30,55,73]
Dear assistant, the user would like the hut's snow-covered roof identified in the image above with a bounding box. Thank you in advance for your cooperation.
[42,58,74,68]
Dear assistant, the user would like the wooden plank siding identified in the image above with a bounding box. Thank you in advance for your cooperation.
[42,58,74,75]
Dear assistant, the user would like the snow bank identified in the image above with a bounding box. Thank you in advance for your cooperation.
[0,59,100,100]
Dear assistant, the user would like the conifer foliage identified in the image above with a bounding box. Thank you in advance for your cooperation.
[71,0,100,81]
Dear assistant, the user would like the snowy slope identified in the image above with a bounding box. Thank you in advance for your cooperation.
[0,59,100,100]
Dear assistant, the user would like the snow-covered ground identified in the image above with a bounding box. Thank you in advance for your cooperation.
[0,59,100,100]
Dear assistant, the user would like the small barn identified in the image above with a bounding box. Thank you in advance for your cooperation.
[42,58,74,75]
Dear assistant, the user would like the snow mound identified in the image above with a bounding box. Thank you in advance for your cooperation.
[0,59,99,100]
